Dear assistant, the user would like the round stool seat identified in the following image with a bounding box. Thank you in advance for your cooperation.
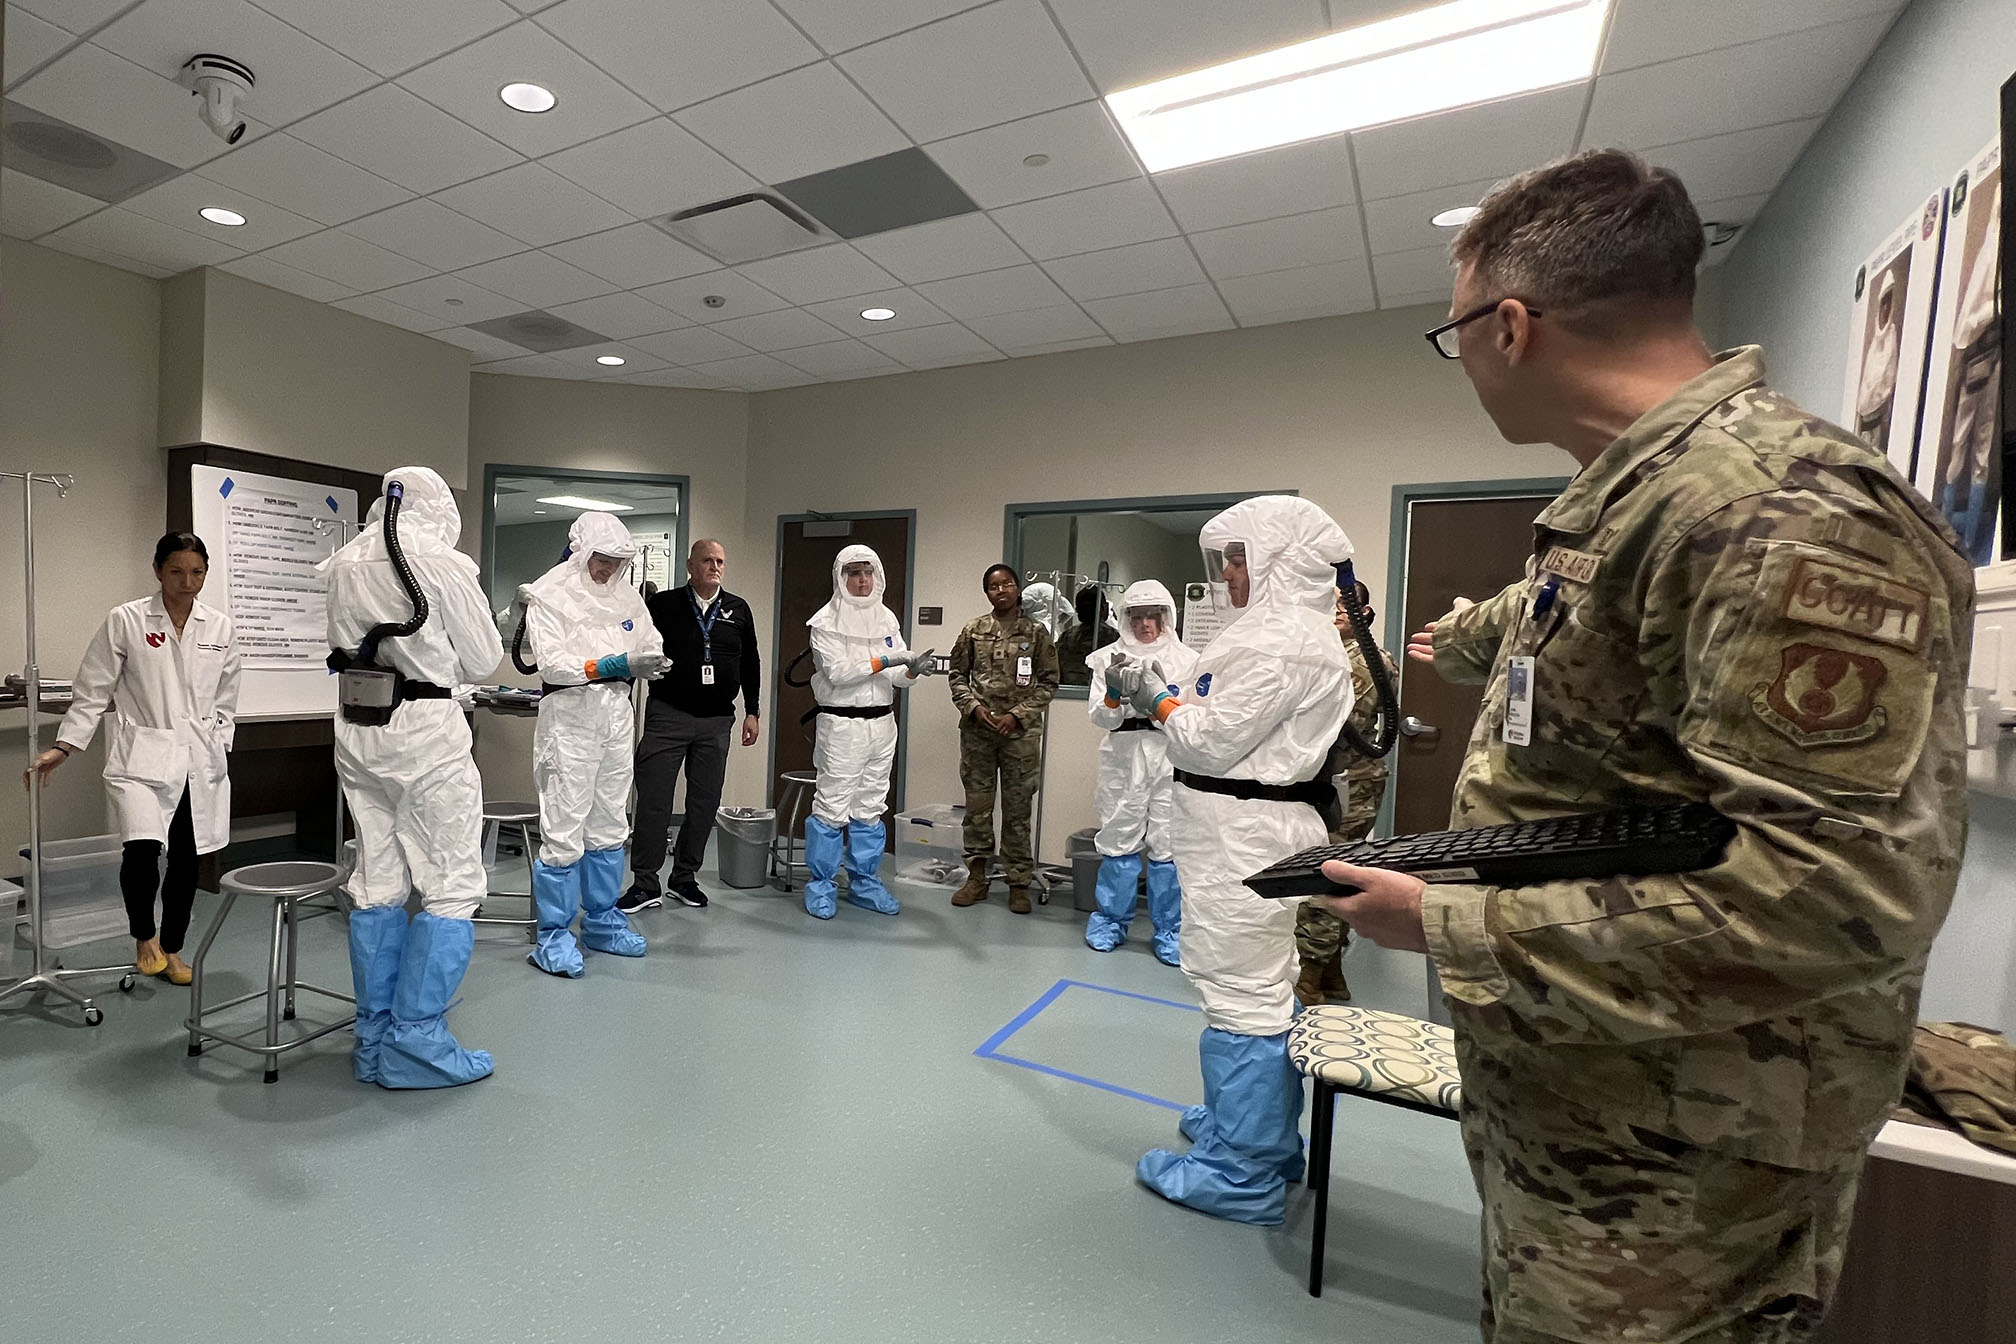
[483,800,540,822]
[780,771,815,787]
[219,861,347,901]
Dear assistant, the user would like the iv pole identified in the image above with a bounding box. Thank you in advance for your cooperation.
[1,469,132,1025]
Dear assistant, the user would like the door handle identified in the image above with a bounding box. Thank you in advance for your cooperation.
[1399,715,1439,740]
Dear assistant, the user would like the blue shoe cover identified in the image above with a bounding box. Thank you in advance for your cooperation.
[528,858,584,977]
[1084,912,1125,951]
[580,847,646,956]
[804,816,842,919]
[842,820,900,915]
[378,912,494,1089]
[1092,852,1141,941]
[1147,859,1183,966]
[1137,1029,1303,1224]
[347,906,407,1084]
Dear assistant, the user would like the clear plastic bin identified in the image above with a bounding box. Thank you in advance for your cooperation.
[16,834,129,950]
[895,804,967,885]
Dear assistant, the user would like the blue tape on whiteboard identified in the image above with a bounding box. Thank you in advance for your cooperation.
[219,478,234,498]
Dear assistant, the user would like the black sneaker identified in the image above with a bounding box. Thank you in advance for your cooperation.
[616,887,662,914]
[671,879,709,908]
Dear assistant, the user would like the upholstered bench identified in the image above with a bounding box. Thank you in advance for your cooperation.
[1288,1004,1464,1297]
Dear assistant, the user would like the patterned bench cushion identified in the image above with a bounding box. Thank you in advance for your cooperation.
[1288,1005,1462,1113]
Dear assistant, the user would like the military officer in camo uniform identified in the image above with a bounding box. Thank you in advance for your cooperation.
[1324,150,1974,1343]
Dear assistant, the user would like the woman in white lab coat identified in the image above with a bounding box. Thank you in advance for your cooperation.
[27,532,241,985]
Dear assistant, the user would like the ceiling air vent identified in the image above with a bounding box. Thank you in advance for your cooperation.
[468,309,611,353]
[655,193,830,265]
[1,100,180,202]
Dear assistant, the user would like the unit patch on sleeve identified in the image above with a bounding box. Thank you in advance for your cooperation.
[1782,557,1928,651]
[1750,642,1889,746]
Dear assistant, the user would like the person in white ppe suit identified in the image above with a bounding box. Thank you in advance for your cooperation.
[321,468,503,1089]
[29,532,240,986]
[1022,580,1075,644]
[1855,269,1902,446]
[520,512,670,975]
[1108,496,1352,1224]
[803,545,935,920]
[1084,580,1196,965]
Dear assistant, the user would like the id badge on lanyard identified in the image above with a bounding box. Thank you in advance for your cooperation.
[701,664,716,685]
[694,590,721,686]
[1015,654,1032,688]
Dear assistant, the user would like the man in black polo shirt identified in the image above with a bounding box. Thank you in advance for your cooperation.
[621,539,761,910]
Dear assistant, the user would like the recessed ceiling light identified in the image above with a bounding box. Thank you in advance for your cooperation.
[596,355,626,366]
[1107,0,1612,172]
[860,307,896,321]
[1022,153,1050,167]
[532,509,548,515]
[198,206,245,227]
[1432,205,1480,227]
[536,494,634,512]
[499,82,557,113]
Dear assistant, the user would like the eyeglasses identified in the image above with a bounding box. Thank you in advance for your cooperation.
[1424,299,1543,359]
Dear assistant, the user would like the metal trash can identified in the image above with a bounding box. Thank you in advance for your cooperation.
[716,808,777,890]
[1067,827,1104,914]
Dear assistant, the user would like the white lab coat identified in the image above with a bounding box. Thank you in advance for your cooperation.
[57,594,241,853]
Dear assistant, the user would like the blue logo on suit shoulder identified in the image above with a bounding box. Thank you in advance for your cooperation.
[1196,674,1213,697]
[623,620,634,631]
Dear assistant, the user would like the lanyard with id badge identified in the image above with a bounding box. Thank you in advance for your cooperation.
[693,590,721,685]
[1504,576,1567,747]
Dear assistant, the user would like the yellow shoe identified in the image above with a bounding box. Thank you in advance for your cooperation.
[135,941,167,976]
[163,955,193,986]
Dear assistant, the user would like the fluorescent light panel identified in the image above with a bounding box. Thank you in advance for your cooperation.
[536,494,634,511]
[1107,0,1611,173]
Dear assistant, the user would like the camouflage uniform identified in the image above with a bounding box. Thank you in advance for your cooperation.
[1293,636,1400,1004]
[949,609,1060,884]
[1424,348,1973,1342]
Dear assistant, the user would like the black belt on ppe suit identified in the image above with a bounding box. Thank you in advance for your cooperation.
[1173,769,1333,810]
[800,702,897,727]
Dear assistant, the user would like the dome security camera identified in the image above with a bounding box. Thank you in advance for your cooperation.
[180,54,255,145]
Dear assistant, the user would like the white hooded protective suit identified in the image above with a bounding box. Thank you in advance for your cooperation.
[321,467,502,918]
[807,544,917,828]
[1022,581,1075,643]
[524,512,664,867]
[1087,580,1198,863]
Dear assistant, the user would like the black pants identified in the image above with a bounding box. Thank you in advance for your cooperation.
[629,702,734,894]
[122,787,198,954]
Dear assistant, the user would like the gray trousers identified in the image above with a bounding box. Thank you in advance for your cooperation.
[629,701,734,893]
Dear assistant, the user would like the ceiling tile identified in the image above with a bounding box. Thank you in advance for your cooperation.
[855,212,1026,283]
[801,286,951,333]
[1081,283,1234,340]
[991,177,1175,260]
[13,42,261,169]
[478,352,577,377]
[546,291,689,339]
[1155,133,1356,233]
[838,0,1092,142]
[0,167,101,237]
[541,116,761,219]
[774,337,901,375]
[1600,0,1901,74]
[772,147,978,240]
[965,302,1101,347]
[1046,0,1326,93]
[737,243,897,304]
[47,206,242,272]
[1042,236,1204,301]
[192,132,412,224]
[546,221,715,287]
[1639,119,1822,205]
[4,7,73,86]
[571,340,671,376]
[862,320,997,364]
[96,0,377,125]
[1362,175,1502,255]
[1190,205,1363,281]
[675,62,909,184]
[1371,244,1455,300]
[432,162,631,246]
[903,346,1003,370]
[263,228,436,289]
[431,324,537,360]
[706,307,850,352]
[1003,334,1112,357]
[912,262,1066,317]
[1217,257,1375,326]
[218,251,358,301]
[925,101,1141,209]
[536,0,820,111]
[1377,288,1452,312]
[12,0,128,30]
[290,84,522,193]
[772,0,986,54]
[628,326,756,365]
[119,170,320,249]
[820,360,908,382]
[246,0,519,78]
[343,198,525,270]
[1583,17,1893,152]
[609,366,734,388]
[1353,86,1585,201]
[634,267,790,323]
[372,273,525,324]
[333,291,459,333]
[399,19,657,157]
[455,247,616,305]
[35,235,173,277]
[686,352,806,388]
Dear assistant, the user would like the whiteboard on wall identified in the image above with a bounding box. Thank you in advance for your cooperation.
[190,464,359,719]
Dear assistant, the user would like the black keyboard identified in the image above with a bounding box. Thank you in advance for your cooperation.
[1244,803,1736,899]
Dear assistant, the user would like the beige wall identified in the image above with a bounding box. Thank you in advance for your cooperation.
[745,307,1565,859]
[1,239,165,856]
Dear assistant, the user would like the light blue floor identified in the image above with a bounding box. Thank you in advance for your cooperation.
[0,854,1480,1343]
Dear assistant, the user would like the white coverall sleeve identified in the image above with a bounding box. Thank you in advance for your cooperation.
[1158,660,1319,776]
[811,627,907,689]
[54,616,122,752]
[214,623,242,751]
[431,554,505,685]
[524,600,581,686]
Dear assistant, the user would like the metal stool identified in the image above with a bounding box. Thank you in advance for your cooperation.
[185,861,356,1084]
[769,771,817,892]
[474,800,539,940]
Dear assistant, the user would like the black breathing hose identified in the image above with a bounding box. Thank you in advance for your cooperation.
[356,480,430,665]
[511,614,539,675]
[1336,560,1399,759]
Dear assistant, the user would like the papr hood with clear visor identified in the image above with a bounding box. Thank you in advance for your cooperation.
[1200,495,1353,617]
[525,510,641,617]
[1022,581,1073,637]
[316,465,465,577]
[1115,579,1180,656]
[807,543,899,640]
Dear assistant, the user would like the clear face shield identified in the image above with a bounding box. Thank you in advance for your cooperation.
[1123,603,1171,646]
[585,551,630,586]
[841,560,877,598]
[1200,540,1250,614]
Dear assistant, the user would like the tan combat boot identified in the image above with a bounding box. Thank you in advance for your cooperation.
[951,868,991,906]
[1008,886,1032,915]
[1293,961,1328,1009]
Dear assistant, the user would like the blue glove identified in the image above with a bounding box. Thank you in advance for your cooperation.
[586,652,630,680]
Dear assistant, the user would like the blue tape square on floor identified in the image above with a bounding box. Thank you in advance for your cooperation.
[974,978,1201,1111]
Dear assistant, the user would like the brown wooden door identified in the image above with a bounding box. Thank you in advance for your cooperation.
[1392,494,1549,834]
[772,516,912,826]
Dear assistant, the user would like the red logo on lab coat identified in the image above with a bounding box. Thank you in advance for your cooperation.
[146,632,166,648]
